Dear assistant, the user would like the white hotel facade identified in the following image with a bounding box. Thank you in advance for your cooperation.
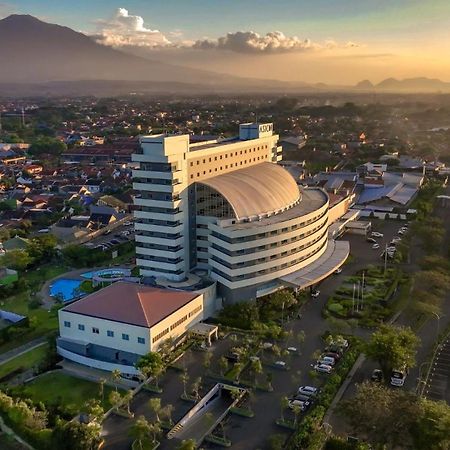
[133,123,349,303]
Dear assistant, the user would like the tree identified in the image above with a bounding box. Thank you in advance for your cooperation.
[292,404,302,427]
[413,398,450,450]
[129,415,151,450]
[177,439,196,450]
[30,136,67,156]
[137,352,165,386]
[1,249,33,271]
[219,356,228,376]
[148,397,162,423]
[83,399,104,423]
[279,396,289,422]
[341,382,419,448]
[268,433,286,450]
[98,378,106,402]
[52,419,102,450]
[111,369,121,391]
[27,234,57,262]
[251,358,263,385]
[161,403,174,425]
[190,377,202,401]
[149,421,162,445]
[365,324,420,380]
[109,390,123,413]
[179,370,189,397]
[202,350,213,371]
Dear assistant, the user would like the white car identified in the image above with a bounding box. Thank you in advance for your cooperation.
[287,347,298,353]
[387,246,396,252]
[314,363,332,374]
[334,267,343,274]
[297,386,319,396]
[371,232,384,238]
[311,290,320,298]
[372,243,380,249]
[320,356,336,366]
[274,361,287,368]
[398,230,405,235]
[288,399,307,410]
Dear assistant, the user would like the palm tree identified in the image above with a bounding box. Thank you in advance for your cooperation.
[233,362,243,383]
[161,403,174,425]
[123,390,134,416]
[152,364,165,389]
[279,396,289,422]
[149,421,162,445]
[190,377,202,401]
[251,359,263,385]
[111,369,121,392]
[148,398,162,423]
[179,370,189,397]
[109,390,123,413]
[177,439,196,450]
[98,378,106,402]
[219,356,228,376]
[129,415,151,450]
[292,404,302,427]
[203,351,213,372]
[266,372,273,391]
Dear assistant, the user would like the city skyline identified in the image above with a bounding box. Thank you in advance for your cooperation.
[1,0,450,84]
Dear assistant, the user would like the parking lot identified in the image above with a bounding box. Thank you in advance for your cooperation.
[101,219,409,449]
[83,220,135,252]
[424,335,450,403]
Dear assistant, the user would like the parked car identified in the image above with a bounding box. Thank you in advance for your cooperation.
[325,352,341,360]
[334,267,343,274]
[311,290,320,298]
[274,360,287,368]
[314,363,332,374]
[294,393,312,404]
[124,221,133,226]
[366,237,377,244]
[372,243,380,249]
[371,232,383,238]
[110,239,121,245]
[322,355,337,365]
[318,358,335,367]
[288,399,307,411]
[287,347,298,353]
[371,369,383,383]
[297,386,319,397]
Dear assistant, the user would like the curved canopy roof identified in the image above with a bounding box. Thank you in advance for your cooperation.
[199,162,300,220]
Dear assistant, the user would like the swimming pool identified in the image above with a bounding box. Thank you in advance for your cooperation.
[49,279,84,302]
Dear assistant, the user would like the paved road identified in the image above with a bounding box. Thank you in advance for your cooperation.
[0,337,47,365]
[423,334,450,403]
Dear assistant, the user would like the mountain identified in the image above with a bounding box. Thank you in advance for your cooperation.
[355,79,374,89]
[355,77,450,92]
[0,14,311,93]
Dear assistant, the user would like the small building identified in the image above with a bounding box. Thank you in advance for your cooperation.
[57,282,204,375]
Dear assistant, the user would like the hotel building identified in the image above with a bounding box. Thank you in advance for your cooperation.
[133,123,349,303]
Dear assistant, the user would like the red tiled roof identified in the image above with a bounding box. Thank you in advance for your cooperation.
[63,282,199,328]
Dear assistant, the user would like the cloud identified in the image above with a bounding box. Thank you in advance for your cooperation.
[193,31,317,54]
[94,8,171,48]
[0,2,15,18]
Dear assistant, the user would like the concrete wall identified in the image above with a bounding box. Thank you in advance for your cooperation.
[58,310,151,356]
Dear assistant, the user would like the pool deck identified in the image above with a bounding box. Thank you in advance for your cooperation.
[39,266,134,310]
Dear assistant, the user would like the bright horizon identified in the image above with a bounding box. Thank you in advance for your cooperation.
[1,0,450,84]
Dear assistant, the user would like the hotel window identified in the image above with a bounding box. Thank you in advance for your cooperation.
[190,174,193,179]
[203,159,206,163]
[107,330,114,337]
[138,337,145,344]
[203,171,206,175]
[220,155,222,159]
[64,321,71,328]
[92,327,99,334]
[215,156,217,161]
[209,158,211,162]
[122,333,129,341]
[78,324,85,331]
[190,162,193,166]
[197,161,199,165]
[197,173,200,177]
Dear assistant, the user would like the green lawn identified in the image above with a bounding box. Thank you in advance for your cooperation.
[0,344,48,380]
[0,263,67,353]
[18,371,118,415]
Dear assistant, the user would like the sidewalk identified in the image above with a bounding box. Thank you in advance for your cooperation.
[0,337,47,364]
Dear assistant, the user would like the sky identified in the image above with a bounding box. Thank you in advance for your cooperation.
[2,0,450,84]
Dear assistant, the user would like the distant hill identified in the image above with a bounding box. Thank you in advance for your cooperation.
[0,14,304,92]
[355,77,450,92]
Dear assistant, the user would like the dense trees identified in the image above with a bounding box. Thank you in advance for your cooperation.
[29,137,66,156]
[365,324,420,379]
[342,382,450,449]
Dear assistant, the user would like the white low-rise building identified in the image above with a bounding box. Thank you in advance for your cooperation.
[57,281,204,375]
